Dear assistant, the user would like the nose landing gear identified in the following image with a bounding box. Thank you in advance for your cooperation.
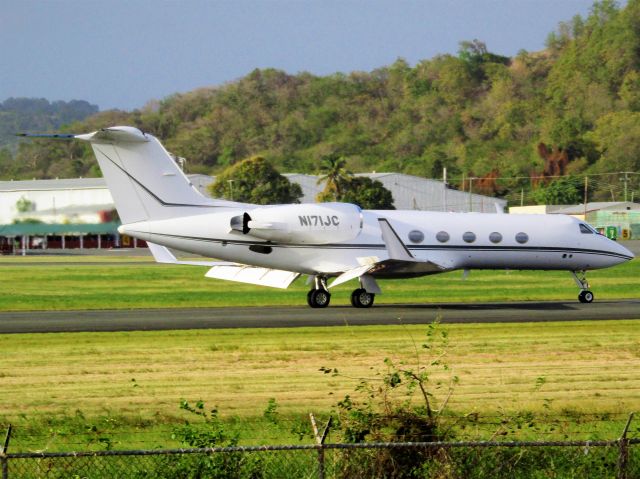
[578,290,594,303]
[571,271,594,303]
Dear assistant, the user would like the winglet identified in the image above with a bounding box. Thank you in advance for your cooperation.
[147,242,178,263]
[378,218,414,261]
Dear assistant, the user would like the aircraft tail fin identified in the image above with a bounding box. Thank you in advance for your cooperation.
[20,126,239,224]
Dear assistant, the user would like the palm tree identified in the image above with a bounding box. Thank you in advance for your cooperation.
[316,154,352,201]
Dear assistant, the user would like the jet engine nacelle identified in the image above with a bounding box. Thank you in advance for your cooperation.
[230,203,363,244]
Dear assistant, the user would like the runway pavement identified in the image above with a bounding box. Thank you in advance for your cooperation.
[0,300,639,333]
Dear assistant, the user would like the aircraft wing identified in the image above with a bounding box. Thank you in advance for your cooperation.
[147,242,300,289]
[329,218,446,290]
[147,242,236,267]
[204,265,300,289]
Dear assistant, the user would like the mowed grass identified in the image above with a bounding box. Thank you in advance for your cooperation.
[0,256,637,310]
[1,321,640,449]
[0,256,638,450]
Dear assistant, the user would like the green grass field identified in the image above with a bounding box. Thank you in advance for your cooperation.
[2,320,640,450]
[0,256,638,310]
[0,256,638,451]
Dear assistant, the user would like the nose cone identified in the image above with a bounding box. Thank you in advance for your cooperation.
[609,239,635,264]
[619,242,635,260]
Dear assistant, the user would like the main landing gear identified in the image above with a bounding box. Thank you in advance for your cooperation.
[307,276,331,308]
[571,270,594,303]
[306,276,376,308]
[351,288,375,308]
[307,288,331,308]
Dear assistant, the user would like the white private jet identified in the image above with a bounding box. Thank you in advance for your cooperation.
[21,126,634,308]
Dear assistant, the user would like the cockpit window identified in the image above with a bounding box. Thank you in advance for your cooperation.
[579,224,594,234]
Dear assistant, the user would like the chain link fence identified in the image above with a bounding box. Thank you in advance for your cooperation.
[2,438,639,479]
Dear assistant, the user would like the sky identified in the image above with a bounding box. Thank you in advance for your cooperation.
[1,0,596,111]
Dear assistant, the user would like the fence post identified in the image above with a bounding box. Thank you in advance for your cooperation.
[617,413,634,479]
[1,424,12,479]
[310,414,332,479]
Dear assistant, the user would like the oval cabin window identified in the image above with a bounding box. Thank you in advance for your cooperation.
[462,231,476,243]
[408,230,424,243]
[436,231,450,243]
[515,232,529,244]
[489,232,502,243]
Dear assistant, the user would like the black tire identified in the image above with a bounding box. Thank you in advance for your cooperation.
[351,288,375,308]
[578,290,594,303]
[308,289,331,308]
[307,289,315,307]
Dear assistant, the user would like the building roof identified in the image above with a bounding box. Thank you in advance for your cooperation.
[0,174,213,195]
[282,172,506,212]
[1,172,507,213]
[0,222,119,236]
[552,202,640,215]
[0,178,106,192]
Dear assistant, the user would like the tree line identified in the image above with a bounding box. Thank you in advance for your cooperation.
[2,0,640,205]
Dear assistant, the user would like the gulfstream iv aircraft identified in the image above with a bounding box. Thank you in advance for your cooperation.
[22,126,634,308]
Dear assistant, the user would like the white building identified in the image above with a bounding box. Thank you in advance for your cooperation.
[509,201,640,240]
[0,172,504,226]
[0,174,214,225]
[284,172,506,212]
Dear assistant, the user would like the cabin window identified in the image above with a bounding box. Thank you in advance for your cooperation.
[579,224,594,234]
[408,230,424,243]
[436,231,450,243]
[489,232,502,243]
[515,232,529,244]
[462,231,476,243]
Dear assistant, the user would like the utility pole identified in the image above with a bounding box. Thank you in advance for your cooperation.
[468,177,476,213]
[621,172,630,202]
[583,176,589,219]
[442,167,447,212]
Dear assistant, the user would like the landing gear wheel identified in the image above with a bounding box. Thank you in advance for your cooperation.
[306,290,314,307]
[578,290,594,303]
[307,289,331,308]
[351,288,375,308]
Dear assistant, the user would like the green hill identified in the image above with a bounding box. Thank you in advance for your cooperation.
[4,0,640,203]
[0,98,98,150]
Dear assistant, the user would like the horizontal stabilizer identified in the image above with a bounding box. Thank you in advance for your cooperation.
[205,265,300,289]
[17,126,150,143]
[16,133,76,139]
[74,126,150,143]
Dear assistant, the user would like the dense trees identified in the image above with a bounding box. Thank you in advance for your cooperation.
[2,0,640,204]
[340,176,395,210]
[533,177,584,205]
[208,156,302,204]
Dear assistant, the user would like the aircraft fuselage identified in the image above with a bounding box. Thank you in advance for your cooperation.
[120,208,632,277]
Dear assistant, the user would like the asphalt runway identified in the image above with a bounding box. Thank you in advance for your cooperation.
[0,300,639,334]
